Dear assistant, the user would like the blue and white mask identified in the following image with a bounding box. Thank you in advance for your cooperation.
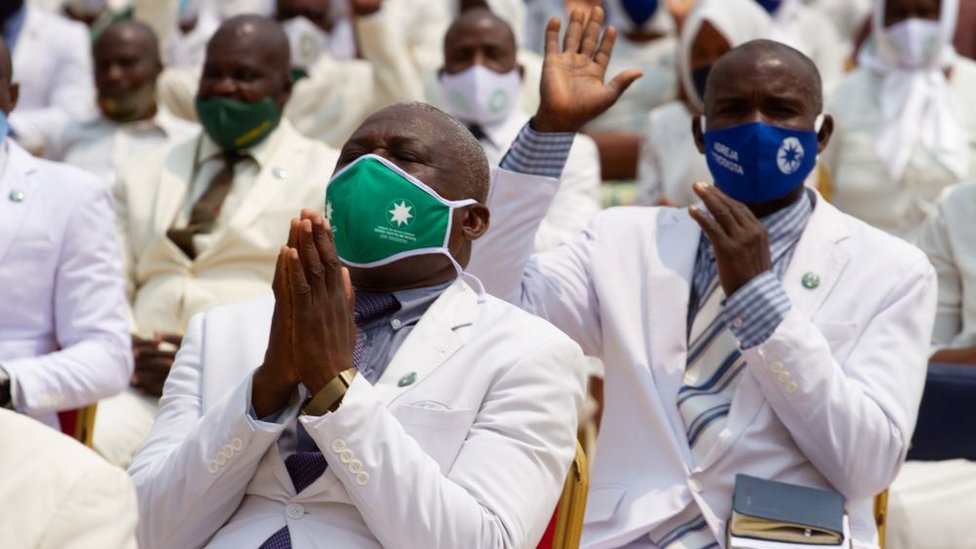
[700,116,822,203]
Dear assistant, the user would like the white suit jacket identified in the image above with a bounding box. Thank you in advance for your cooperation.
[10,7,97,154]
[916,179,976,349]
[0,141,132,429]
[115,121,339,335]
[468,171,937,548]
[0,409,138,549]
[129,276,586,548]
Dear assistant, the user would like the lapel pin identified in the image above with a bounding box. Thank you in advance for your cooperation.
[272,167,287,180]
[8,189,24,203]
[801,271,820,290]
[398,372,417,388]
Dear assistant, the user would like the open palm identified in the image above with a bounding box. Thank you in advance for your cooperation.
[534,7,643,133]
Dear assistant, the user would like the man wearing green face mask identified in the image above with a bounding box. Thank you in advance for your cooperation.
[129,8,639,549]
[50,20,196,186]
[99,14,339,469]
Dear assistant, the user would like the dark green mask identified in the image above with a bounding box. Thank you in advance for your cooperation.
[195,96,281,151]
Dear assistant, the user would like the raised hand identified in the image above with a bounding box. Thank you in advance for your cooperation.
[533,7,643,133]
[688,182,772,296]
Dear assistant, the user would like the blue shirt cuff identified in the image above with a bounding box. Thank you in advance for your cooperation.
[722,271,792,349]
[498,121,574,178]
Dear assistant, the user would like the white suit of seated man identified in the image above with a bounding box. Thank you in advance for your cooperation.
[128,100,587,548]
[469,38,936,548]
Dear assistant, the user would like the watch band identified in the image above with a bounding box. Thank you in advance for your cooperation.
[302,368,357,416]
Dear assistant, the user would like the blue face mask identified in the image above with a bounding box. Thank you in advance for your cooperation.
[0,110,9,144]
[620,0,660,29]
[755,0,782,14]
[701,119,820,203]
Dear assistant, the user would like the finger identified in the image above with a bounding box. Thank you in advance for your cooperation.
[562,8,584,54]
[271,246,288,296]
[607,68,644,98]
[313,213,345,289]
[287,218,301,249]
[342,267,355,311]
[298,218,327,301]
[286,246,312,302]
[693,182,738,233]
[689,205,729,246]
[159,333,183,346]
[594,23,619,69]
[579,6,605,58]
[544,17,561,57]
[707,185,758,227]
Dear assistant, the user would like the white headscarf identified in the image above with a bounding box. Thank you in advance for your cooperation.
[857,0,967,180]
[679,0,772,110]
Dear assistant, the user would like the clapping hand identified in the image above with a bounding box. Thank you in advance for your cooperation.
[532,6,643,133]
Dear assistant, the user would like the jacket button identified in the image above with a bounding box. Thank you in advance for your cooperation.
[777,371,791,383]
[220,446,234,459]
[785,381,798,394]
[348,459,363,474]
[286,503,304,520]
[331,439,346,453]
[340,449,354,463]
[231,437,244,451]
[355,471,370,486]
[770,361,784,373]
[207,460,219,474]
[688,478,703,494]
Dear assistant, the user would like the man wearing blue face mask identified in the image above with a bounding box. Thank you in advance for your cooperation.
[471,35,937,548]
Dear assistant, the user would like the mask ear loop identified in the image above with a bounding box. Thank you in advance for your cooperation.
[699,115,707,133]
[814,113,825,133]
[445,253,487,304]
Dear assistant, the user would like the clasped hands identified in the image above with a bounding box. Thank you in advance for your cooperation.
[252,210,356,418]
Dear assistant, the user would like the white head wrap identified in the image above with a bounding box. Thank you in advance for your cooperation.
[857,0,966,180]
[679,0,772,110]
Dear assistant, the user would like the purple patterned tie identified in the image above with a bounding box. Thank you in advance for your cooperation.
[259,291,399,548]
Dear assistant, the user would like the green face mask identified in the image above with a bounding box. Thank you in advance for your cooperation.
[325,154,479,271]
[99,82,156,123]
[194,96,281,151]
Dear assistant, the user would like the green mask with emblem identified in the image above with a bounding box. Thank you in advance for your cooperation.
[195,96,281,151]
[325,154,478,268]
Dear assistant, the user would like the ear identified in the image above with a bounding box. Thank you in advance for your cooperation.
[691,114,705,154]
[461,203,490,241]
[7,82,18,113]
[816,113,834,154]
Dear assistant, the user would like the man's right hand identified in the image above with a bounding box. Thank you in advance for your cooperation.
[533,6,642,133]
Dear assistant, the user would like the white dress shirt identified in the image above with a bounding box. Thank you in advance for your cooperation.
[824,57,976,240]
[51,108,198,186]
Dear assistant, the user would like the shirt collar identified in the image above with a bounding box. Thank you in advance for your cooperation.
[391,279,453,326]
[472,111,527,150]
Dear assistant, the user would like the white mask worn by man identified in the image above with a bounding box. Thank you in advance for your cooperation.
[439,65,521,127]
[858,0,967,180]
[281,15,331,70]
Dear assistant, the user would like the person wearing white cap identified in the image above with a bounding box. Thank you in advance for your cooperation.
[823,0,976,240]
[635,0,771,207]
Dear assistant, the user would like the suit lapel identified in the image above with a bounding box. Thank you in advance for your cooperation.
[0,144,38,264]
[647,208,701,459]
[152,136,198,237]
[708,192,851,469]
[372,279,478,406]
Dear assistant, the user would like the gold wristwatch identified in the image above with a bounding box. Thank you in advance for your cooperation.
[302,368,357,416]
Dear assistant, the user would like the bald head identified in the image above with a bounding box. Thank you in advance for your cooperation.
[93,20,163,121]
[198,15,293,110]
[443,7,519,75]
[96,20,160,62]
[705,39,823,115]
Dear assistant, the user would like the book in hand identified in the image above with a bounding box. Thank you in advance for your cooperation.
[726,474,847,548]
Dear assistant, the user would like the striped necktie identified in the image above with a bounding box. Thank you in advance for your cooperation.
[679,275,746,465]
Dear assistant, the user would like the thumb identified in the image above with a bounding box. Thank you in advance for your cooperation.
[607,69,643,99]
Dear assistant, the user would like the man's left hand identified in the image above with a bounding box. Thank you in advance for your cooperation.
[132,333,182,397]
[689,182,772,296]
[533,6,642,133]
[287,210,357,394]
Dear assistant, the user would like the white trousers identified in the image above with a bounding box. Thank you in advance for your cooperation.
[886,459,976,549]
[92,387,159,468]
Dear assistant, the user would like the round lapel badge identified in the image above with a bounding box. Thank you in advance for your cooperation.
[801,271,820,290]
[398,372,417,388]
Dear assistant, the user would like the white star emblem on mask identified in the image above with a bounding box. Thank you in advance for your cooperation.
[389,201,413,226]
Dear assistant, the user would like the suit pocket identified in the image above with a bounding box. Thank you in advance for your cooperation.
[393,405,477,474]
